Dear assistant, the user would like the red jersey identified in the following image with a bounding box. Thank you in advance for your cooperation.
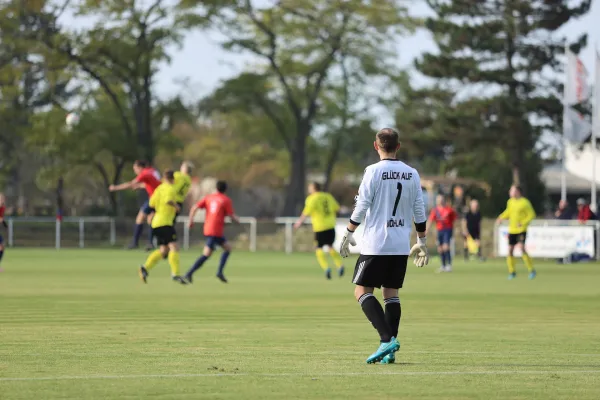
[0,206,5,218]
[429,205,457,231]
[197,192,234,237]
[135,167,161,196]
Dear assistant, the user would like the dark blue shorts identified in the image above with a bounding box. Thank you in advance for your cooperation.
[139,200,155,215]
[206,236,226,250]
[0,234,3,244]
[437,229,453,245]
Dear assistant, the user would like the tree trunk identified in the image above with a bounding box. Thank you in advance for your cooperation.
[323,134,343,191]
[282,129,308,216]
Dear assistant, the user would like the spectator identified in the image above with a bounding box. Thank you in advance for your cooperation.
[555,200,574,220]
[576,198,596,224]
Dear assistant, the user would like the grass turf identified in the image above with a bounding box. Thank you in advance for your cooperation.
[0,249,599,399]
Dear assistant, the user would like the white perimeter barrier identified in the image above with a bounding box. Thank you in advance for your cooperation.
[494,220,600,259]
[275,218,456,256]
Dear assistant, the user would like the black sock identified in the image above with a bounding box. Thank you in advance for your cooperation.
[358,293,392,342]
[477,247,482,257]
[384,297,401,338]
[463,247,469,260]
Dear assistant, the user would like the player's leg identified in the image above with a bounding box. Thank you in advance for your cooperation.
[472,230,484,261]
[216,239,231,283]
[324,229,345,277]
[507,235,517,279]
[0,234,5,272]
[130,206,148,249]
[314,231,331,278]
[443,232,453,271]
[145,207,155,250]
[139,228,167,283]
[353,255,399,364]
[184,239,215,282]
[462,233,469,261]
[380,255,408,364]
[167,238,186,284]
[436,231,446,271]
[519,233,535,279]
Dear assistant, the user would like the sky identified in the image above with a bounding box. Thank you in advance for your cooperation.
[150,1,600,112]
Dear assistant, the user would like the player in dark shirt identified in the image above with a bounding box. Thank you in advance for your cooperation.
[462,199,484,261]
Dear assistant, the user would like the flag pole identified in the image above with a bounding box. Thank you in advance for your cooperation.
[592,45,599,213]
[561,43,568,202]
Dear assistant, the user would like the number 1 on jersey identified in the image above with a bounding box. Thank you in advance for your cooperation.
[392,182,403,216]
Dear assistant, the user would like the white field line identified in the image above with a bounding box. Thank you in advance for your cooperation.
[1,370,600,382]
[2,350,600,357]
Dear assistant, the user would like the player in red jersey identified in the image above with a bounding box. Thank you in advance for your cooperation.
[0,193,6,271]
[428,194,457,272]
[184,181,240,283]
[109,160,162,249]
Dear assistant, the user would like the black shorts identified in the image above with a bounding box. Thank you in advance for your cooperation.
[352,254,408,289]
[315,229,335,248]
[152,226,177,246]
[467,229,480,240]
[508,232,527,246]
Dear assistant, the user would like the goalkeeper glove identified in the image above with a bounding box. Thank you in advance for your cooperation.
[409,236,429,267]
[339,229,357,258]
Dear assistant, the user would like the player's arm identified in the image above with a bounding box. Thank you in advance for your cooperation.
[426,208,436,233]
[409,174,429,267]
[109,178,139,192]
[226,199,240,224]
[347,167,375,232]
[412,174,427,239]
[165,190,180,212]
[294,197,312,229]
[496,201,510,224]
[187,198,205,228]
[522,200,536,227]
[341,168,375,257]
[330,195,341,215]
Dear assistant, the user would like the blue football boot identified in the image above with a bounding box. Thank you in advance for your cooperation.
[508,272,516,280]
[528,270,537,280]
[366,337,400,364]
[380,352,396,364]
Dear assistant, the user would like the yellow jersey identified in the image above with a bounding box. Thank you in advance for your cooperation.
[302,192,340,232]
[149,183,177,228]
[173,171,192,203]
[498,197,536,234]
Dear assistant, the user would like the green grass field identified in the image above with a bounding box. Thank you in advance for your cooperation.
[1,249,600,399]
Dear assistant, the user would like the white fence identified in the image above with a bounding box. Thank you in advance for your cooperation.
[494,219,600,259]
[5,216,600,259]
[5,217,116,249]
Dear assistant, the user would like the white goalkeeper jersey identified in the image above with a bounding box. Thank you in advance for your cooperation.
[350,159,427,255]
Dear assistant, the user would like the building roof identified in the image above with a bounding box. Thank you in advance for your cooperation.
[541,163,595,193]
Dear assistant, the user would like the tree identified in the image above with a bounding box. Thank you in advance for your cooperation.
[0,0,74,209]
[405,0,591,205]
[29,0,218,163]
[207,0,416,214]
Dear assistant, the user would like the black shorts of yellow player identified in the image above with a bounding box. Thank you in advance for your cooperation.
[314,228,335,248]
[152,225,177,246]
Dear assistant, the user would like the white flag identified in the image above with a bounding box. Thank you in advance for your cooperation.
[564,106,592,144]
[594,50,600,138]
[565,48,590,105]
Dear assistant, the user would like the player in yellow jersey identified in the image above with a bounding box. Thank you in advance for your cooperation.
[294,182,345,279]
[138,170,186,285]
[172,161,193,224]
[496,185,537,280]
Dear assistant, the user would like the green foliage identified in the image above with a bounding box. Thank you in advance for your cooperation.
[203,0,416,214]
[397,0,591,213]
